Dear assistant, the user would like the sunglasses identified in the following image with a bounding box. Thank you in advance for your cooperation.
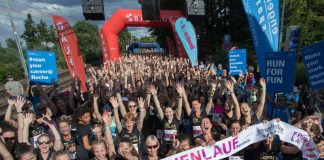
[4,137,15,141]
[128,105,137,108]
[38,141,51,145]
[146,144,158,149]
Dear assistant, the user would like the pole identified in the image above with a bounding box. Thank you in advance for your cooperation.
[4,0,29,80]
[279,0,286,51]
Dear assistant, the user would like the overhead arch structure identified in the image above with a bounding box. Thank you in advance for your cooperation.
[99,9,187,64]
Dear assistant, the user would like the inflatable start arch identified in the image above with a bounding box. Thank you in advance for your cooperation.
[99,9,187,64]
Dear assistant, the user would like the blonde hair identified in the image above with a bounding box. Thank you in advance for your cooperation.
[145,135,159,146]
[123,113,135,122]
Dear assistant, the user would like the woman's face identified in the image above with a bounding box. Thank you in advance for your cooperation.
[93,126,103,139]
[263,136,274,145]
[56,99,67,111]
[164,107,174,120]
[192,100,201,113]
[93,143,107,160]
[201,118,212,135]
[240,103,251,116]
[125,120,134,132]
[119,142,132,155]
[146,140,159,157]
[59,122,71,136]
[231,122,240,137]
[80,112,91,124]
[180,139,191,151]
[128,101,137,114]
[37,136,51,153]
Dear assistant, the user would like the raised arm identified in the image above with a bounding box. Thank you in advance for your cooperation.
[175,83,184,120]
[16,96,26,143]
[182,85,192,116]
[116,93,127,118]
[225,81,241,120]
[38,84,57,115]
[148,85,163,120]
[137,97,146,132]
[5,98,17,128]
[102,112,116,159]
[0,139,13,160]
[22,113,34,145]
[41,117,63,151]
[255,78,266,119]
[205,80,217,114]
[110,97,122,133]
[93,90,102,123]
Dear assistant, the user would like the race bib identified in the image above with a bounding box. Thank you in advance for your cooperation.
[164,129,177,141]
[193,126,202,137]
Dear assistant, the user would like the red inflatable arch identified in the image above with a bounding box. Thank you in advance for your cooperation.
[99,9,187,64]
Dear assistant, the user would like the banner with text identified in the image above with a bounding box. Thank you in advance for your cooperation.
[228,49,247,75]
[52,15,87,92]
[162,120,319,160]
[266,51,296,96]
[26,50,58,85]
[175,17,198,66]
[301,40,324,89]
[241,0,280,77]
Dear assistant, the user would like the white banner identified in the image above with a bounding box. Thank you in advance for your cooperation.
[162,120,320,160]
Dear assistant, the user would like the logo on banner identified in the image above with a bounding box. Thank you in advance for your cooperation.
[301,41,324,89]
[228,49,247,75]
[266,51,296,95]
[241,0,280,77]
[175,17,198,66]
[26,50,58,85]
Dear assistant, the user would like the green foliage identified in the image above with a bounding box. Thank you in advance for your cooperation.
[21,14,38,50]
[136,35,157,43]
[73,21,101,64]
[119,29,133,53]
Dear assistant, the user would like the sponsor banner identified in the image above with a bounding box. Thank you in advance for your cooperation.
[265,51,296,96]
[52,15,87,92]
[241,0,280,77]
[163,120,319,160]
[175,17,198,66]
[26,50,58,85]
[228,49,247,75]
[301,40,324,89]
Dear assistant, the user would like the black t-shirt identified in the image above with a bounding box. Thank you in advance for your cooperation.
[163,117,180,143]
[195,131,220,145]
[76,123,95,145]
[220,112,236,128]
[253,143,281,160]
[141,153,161,160]
[239,114,260,126]
[190,111,208,137]
[119,127,140,149]
[29,123,46,148]
[60,131,78,160]
[35,148,54,160]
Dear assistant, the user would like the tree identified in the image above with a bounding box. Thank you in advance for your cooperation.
[5,38,17,49]
[36,19,49,49]
[73,21,101,64]
[21,14,38,49]
[119,29,133,53]
[137,35,157,43]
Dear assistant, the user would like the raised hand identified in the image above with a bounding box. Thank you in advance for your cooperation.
[172,134,180,150]
[211,80,217,89]
[7,98,15,106]
[23,113,34,126]
[102,111,112,125]
[15,96,26,111]
[109,97,119,109]
[260,78,266,89]
[93,89,100,100]
[225,80,234,92]
[137,97,145,109]
[175,83,183,96]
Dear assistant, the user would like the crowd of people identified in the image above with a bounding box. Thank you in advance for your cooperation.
[1,54,324,160]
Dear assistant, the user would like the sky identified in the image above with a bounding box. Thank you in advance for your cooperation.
[0,0,150,47]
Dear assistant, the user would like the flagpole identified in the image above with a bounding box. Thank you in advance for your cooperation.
[279,0,286,51]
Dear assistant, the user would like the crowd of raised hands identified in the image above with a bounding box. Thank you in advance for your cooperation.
[0,54,324,160]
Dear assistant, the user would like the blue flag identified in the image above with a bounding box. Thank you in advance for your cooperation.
[301,40,324,89]
[266,51,296,96]
[241,0,280,77]
[26,50,58,85]
[175,17,198,66]
[228,49,247,75]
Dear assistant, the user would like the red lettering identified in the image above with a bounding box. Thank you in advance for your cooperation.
[233,137,238,149]
[222,140,232,154]
[190,151,202,160]
[213,145,223,157]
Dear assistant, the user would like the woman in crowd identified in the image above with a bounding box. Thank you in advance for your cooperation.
[142,135,161,160]
[58,117,78,160]
[194,117,220,146]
